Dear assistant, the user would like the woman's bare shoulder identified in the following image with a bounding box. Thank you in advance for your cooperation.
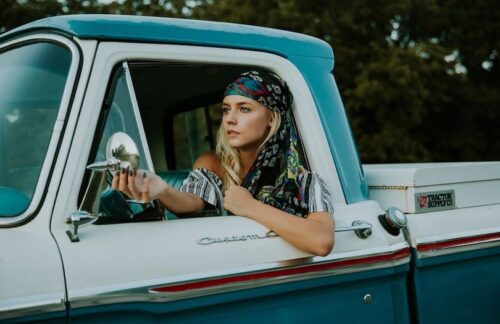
[193,150,224,179]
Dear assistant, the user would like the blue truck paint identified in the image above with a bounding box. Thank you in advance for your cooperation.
[412,247,500,323]
[0,15,332,59]
[5,310,66,324]
[289,55,369,202]
[68,264,410,323]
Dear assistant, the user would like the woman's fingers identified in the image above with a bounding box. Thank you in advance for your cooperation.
[118,167,128,191]
[141,172,151,202]
[113,168,154,203]
[118,167,132,197]
[112,170,120,190]
[127,169,141,200]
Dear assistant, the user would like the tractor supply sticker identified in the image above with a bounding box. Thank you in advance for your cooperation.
[415,190,455,212]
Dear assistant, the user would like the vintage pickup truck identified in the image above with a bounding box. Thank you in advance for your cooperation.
[1,15,499,323]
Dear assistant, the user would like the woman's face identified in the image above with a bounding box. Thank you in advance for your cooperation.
[221,95,273,151]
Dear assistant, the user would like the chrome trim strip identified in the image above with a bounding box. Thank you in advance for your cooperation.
[68,242,410,309]
[0,34,80,226]
[0,297,65,321]
[418,239,500,259]
[416,228,500,259]
[415,226,500,245]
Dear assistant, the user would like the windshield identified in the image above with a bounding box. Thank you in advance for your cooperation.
[0,41,72,216]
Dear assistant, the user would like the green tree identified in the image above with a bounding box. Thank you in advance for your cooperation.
[2,0,499,162]
[0,0,63,33]
[62,0,185,16]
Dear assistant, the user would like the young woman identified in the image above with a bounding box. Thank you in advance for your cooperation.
[113,70,335,256]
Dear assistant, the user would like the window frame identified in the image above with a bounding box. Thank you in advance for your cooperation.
[81,42,345,207]
[0,34,81,226]
[123,62,155,172]
[77,62,157,216]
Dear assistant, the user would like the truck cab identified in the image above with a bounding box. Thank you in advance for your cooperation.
[0,15,499,323]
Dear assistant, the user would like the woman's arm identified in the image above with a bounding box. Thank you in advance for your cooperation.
[224,184,335,256]
[112,168,205,214]
[156,184,205,214]
[112,151,222,214]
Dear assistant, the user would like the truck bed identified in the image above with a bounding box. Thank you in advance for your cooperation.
[363,162,500,213]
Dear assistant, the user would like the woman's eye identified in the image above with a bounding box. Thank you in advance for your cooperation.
[221,107,229,114]
[240,107,250,112]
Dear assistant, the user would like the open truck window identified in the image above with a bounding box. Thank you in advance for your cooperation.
[80,62,309,221]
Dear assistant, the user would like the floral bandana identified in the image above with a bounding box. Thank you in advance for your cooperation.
[225,70,309,217]
[223,70,291,116]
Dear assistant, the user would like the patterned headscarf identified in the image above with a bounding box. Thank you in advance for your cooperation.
[224,70,309,217]
[224,70,291,115]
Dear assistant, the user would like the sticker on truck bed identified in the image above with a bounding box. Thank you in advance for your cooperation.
[415,190,455,212]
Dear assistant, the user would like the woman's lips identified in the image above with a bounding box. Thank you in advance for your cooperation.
[227,130,240,137]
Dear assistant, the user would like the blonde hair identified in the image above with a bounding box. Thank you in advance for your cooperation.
[216,111,281,190]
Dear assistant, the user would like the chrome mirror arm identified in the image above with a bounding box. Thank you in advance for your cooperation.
[65,210,99,242]
[86,157,121,172]
[66,169,108,243]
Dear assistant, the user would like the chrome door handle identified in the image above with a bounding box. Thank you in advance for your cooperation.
[335,220,372,239]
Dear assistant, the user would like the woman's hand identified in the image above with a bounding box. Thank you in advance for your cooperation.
[112,168,169,202]
[223,184,257,216]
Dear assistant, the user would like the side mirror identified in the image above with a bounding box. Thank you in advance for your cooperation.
[66,132,142,242]
[378,207,408,237]
[87,132,140,172]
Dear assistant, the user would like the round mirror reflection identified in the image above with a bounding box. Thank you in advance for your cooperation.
[106,132,140,170]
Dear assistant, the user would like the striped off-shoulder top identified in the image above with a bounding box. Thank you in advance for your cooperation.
[179,168,333,217]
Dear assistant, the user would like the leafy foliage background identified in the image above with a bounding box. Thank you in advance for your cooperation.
[1,0,499,163]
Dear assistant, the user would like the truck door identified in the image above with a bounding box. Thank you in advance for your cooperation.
[52,42,412,323]
[0,34,84,322]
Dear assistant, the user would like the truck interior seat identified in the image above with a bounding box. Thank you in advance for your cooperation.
[157,170,190,190]
[157,170,190,219]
